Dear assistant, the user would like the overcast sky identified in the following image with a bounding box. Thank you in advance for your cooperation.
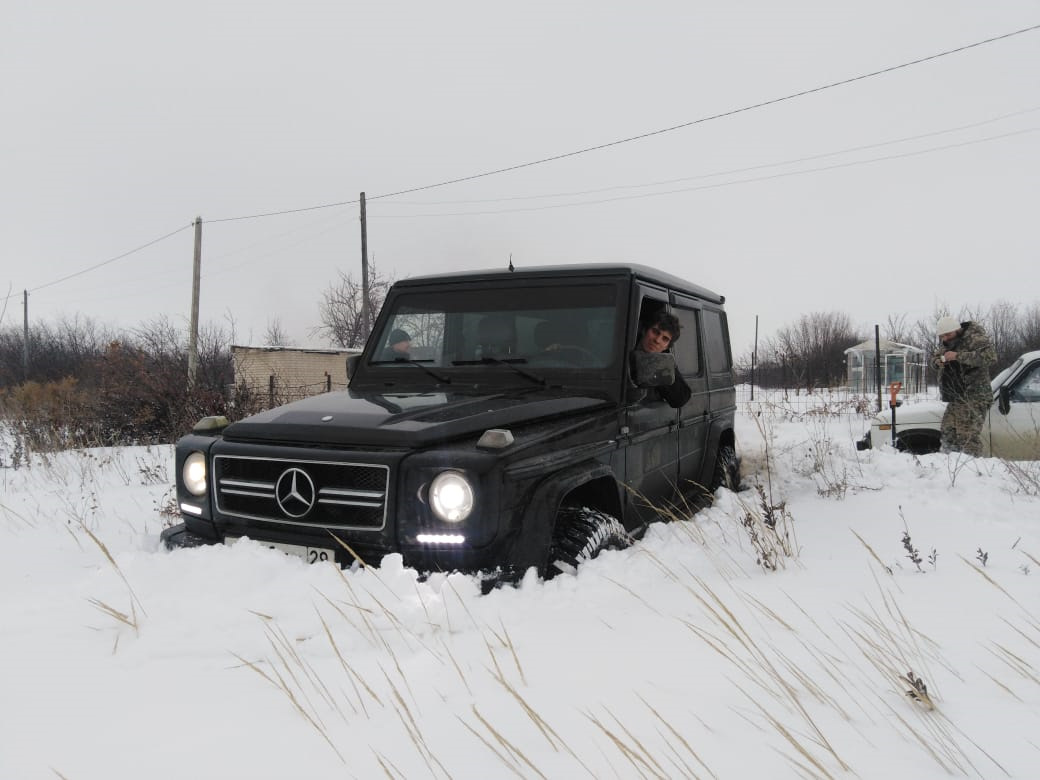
[3,1,1038,354]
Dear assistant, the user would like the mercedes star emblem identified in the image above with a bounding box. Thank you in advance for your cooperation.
[275,467,316,518]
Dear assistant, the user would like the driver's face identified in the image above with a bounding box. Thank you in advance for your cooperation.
[641,325,674,353]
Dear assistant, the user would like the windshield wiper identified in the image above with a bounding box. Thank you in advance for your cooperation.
[371,358,452,384]
[452,356,547,386]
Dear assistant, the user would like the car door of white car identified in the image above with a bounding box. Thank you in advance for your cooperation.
[988,360,1040,460]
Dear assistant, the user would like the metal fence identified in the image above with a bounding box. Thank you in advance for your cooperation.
[736,383,941,416]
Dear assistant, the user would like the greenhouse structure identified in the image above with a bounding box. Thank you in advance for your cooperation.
[844,338,927,394]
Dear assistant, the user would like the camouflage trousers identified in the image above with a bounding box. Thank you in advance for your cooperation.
[940,399,987,456]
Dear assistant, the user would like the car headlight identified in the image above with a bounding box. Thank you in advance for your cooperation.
[182,451,208,496]
[429,470,474,523]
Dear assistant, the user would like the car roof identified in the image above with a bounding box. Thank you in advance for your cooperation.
[1019,350,1040,364]
[392,263,725,305]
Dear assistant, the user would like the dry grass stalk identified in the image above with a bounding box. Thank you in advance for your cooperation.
[850,529,894,576]
[583,709,666,779]
[976,665,1023,701]
[440,636,473,696]
[681,579,852,772]
[469,706,547,779]
[330,572,382,647]
[455,715,527,779]
[636,693,717,779]
[444,578,481,631]
[79,520,146,623]
[741,590,796,631]
[262,623,333,729]
[486,666,594,774]
[734,684,835,780]
[999,616,1040,651]
[959,555,1028,612]
[879,701,962,775]
[603,572,665,615]
[603,706,673,778]
[87,597,137,631]
[498,619,527,686]
[732,485,798,572]
[987,644,1040,686]
[231,651,345,764]
[0,500,38,529]
[372,749,405,779]
[484,634,506,683]
[316,611,369,717]
[384,676,451,780]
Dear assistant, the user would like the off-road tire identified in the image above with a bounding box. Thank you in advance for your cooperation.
[895,432,941,455]
[710,444,740,492]
[547,506,630,578]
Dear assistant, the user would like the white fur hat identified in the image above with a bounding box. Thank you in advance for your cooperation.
[935,315,961,336]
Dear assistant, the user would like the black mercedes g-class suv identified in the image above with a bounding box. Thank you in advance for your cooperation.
[162,264,738,581]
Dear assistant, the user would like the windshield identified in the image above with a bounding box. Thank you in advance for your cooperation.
[368,282,621,373]
[991,359,1021,393]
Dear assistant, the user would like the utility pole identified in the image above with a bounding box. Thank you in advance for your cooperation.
[750,314,758,401]
[360,192,370,343]
[874,324,882,413]
[187,217,202,388]
[23,290,29,381]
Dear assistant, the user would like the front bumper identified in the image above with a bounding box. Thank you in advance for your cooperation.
[160,522,219,549]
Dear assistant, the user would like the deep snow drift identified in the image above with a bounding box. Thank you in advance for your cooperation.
[2,389,1039,779]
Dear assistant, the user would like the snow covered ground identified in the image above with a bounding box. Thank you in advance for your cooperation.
[2,391,1039,779]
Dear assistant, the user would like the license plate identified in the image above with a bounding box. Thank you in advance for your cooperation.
[225,536,335,565]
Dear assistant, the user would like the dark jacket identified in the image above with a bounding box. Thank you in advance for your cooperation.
[657,370,692,408]
[931,321,996,405]
[633,348,691,408]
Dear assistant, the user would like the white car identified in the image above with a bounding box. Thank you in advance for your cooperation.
[858,350,1040,459]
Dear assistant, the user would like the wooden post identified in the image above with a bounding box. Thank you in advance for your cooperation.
[188,217,202,388]
[360,192,370,343]
[22,290,29,380]
[750,314,758,401]
[874,325,882,413]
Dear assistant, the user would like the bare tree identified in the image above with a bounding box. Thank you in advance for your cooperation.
[1018,302,1040,354]
[882,313,913,345]
[767,311,860,390]
[263,318,294,347]
[313,265,394,349]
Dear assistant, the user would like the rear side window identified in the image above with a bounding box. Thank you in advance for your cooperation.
[672,307,702,376]
[702,309,731,372]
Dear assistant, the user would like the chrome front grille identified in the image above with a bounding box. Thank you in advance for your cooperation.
[214,455,389,530]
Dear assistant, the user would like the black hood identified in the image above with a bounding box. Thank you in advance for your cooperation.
[222,388,612,448]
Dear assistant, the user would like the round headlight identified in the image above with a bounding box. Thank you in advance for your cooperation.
[429,470,474,523]
[182,451,208,496]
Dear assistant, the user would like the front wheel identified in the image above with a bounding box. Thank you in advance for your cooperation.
[711,444,740,492]
[547,506,630,578]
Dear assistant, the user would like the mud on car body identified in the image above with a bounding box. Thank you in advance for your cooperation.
[162,264,739,581]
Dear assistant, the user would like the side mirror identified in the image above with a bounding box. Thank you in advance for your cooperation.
[998,386,1011,415]
[632,351,676,388]
[346,354,361,380]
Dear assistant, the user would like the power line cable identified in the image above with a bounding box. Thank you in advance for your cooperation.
[14,24,1038,303]
[377,106,1040,206]
[209,23,1040,223]
[369,127,1038,218]
[2,223,194,303]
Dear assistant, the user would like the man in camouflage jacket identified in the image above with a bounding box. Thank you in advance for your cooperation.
[930,316,996,455]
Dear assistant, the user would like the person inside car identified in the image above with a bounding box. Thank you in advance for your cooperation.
[634,311,691,408]
[379,329,412,361]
